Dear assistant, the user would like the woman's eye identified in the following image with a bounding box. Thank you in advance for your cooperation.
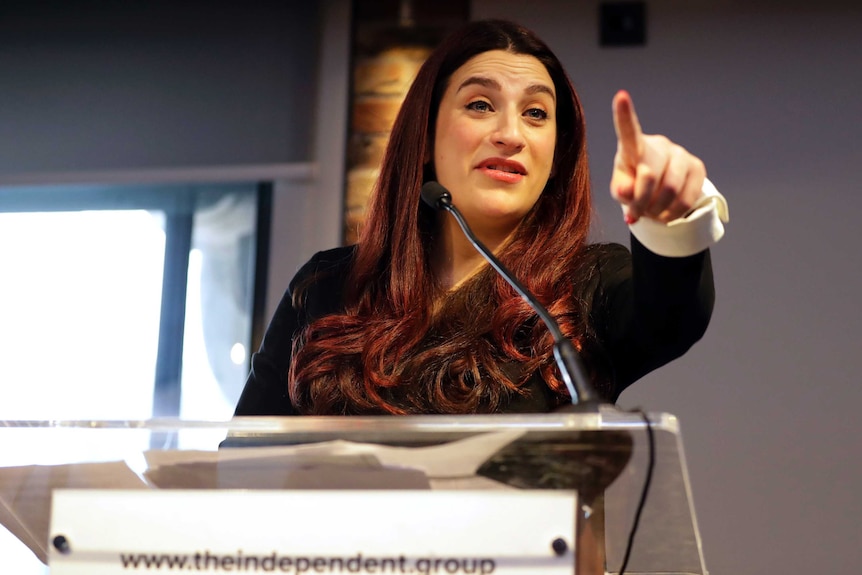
[466,100,492,113]
[525,108,548,121]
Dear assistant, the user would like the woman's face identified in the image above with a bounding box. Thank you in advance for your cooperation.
[433,50,557,239]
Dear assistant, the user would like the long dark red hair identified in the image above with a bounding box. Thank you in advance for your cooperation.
[289,20,599,414]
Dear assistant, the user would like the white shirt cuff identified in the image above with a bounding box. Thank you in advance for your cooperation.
[627,178,729,257]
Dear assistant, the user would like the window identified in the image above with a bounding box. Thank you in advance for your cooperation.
[0,182,269,421]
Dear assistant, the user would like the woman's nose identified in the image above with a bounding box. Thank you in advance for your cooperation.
[492,113,525,153]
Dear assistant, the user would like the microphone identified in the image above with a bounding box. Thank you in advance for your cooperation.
[420,181,602,410]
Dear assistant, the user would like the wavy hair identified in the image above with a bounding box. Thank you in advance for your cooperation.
[289,20,600,414]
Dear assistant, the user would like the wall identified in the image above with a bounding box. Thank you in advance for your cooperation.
[469,0,862,573]
[264,0,350,321]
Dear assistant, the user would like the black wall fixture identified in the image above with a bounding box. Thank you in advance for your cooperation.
[600,2,647,47]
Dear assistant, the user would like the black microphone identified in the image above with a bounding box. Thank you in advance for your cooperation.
[420,181,602,410]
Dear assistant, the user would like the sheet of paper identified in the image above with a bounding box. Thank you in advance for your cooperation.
[144,429,526,480]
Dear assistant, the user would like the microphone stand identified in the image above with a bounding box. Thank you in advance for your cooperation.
[421,182,602,411]
[421,184,662,575]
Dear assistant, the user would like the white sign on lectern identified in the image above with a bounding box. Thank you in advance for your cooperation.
[49,490,578,574]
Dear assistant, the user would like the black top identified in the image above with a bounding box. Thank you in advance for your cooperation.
[235,236,714,415]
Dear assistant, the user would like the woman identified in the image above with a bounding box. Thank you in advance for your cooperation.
[235,20,728,416]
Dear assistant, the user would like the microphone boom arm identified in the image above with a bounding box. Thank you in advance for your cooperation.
[431,191,598,407]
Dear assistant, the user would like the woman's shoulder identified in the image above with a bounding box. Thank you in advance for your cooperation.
[583,241,631,275]
[585,241,630,259]
[288,245,357,319]
[575,241,636,310]
[291,245,357,288]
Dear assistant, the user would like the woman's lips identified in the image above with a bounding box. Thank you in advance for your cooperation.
[476,159,527,184]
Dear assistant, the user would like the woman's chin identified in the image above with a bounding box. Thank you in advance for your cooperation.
[461,206,528,236]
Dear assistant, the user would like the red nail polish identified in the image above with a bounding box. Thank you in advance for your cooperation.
[625,214,638,225]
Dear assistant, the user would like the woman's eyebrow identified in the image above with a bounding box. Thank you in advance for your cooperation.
[457,75,555,102]
[456,76,500,92]
[525,83,555,102]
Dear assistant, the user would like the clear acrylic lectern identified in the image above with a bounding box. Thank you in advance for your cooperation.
[0,408,707,574]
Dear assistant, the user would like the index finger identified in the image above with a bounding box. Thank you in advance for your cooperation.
[612,90,644,167]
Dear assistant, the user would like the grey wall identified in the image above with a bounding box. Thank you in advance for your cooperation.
[470,0,862,573]
[265,0,350,327]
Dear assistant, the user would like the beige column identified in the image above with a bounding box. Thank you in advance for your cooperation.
[342,0,469,244]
